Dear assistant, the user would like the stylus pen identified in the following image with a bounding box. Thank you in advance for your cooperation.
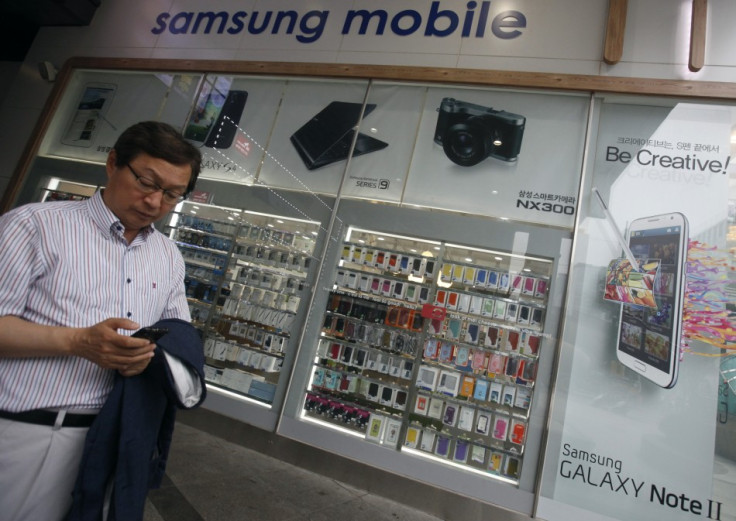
[592,187,639,271]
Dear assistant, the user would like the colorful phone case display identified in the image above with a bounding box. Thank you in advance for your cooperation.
[303,226,552,483]
[169,201,319,404]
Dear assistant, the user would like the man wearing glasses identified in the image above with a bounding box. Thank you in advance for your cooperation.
[0,121,206,520]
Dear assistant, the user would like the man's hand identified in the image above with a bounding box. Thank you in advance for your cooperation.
[69,318,156,376]
[0,316,157,377]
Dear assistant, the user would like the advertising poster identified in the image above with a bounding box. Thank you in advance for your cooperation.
[402,86,589,228]
[256,79,373,196]
[189,75,285,184]
[188,79,422,203]
[40,71,202,163]
[537,101,735,521]
[338,82,426,202]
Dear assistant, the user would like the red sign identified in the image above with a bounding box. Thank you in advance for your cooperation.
[421,304,446,321]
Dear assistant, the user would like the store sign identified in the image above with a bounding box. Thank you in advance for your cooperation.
[150,2,527,44]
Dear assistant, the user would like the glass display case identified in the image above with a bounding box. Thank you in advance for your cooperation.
[166,200,320,405]
[303,226,553,483]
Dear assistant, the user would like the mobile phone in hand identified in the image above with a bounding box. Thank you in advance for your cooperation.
[132,327,169,342]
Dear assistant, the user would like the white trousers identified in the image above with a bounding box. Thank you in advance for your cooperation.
[0,417,89,521]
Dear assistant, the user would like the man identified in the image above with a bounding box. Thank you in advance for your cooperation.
[0,121,205,521]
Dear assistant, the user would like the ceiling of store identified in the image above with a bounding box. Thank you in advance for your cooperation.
[0,0,101,60]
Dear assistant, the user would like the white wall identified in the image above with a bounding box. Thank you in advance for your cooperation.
[2,0,736,204]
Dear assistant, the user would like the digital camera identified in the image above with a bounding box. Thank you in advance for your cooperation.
[434,97,526,166]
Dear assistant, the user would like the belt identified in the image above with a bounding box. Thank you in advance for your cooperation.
[0,408,97,428]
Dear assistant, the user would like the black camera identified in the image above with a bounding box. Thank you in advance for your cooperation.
[434,97,525,166]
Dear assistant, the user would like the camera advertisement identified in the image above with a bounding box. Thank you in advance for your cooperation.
[177,77,589,218]
[403,86,589,228]
[43,73,589,224]
[537,102,735,521]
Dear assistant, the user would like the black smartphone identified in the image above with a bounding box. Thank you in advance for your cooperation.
[132,327,169,342]
[205,90,248,149]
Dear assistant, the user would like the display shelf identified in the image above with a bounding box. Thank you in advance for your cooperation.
[302,226,552,484]
[40,189,90,202]
[168,201,320,405]
[37,178,99,203]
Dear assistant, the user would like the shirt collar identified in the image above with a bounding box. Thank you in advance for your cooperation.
[86,189,155,240]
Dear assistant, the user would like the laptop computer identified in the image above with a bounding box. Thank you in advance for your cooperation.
[290,101,389,170]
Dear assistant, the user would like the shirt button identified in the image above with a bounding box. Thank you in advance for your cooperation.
[127,312,132,317]
[127,278,132,283]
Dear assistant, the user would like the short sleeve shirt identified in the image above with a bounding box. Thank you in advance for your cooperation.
[0,191,190,412]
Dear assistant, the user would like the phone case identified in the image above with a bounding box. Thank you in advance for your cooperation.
[442,404,457,426]
[492,416,508,440]
[458,406,475,431]
[414,395,429,415]
[475,413,490,435]
[425,260,436,279]
[440,263,453,282]
[487,271,499,288]
[427,397,444,419]
[420,430,436,452]
[473,378,489,401]
[453,439,470,462]
[404,426,421,448]
[463,267,476,285]
[481,298,495,317]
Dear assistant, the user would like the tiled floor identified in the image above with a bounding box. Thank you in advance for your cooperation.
[145,417,736,521]
[143,422,445,521]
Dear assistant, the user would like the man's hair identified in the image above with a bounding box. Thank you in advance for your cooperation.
[112,121,202,195]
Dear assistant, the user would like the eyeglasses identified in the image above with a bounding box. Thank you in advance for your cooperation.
[126,164,186,204]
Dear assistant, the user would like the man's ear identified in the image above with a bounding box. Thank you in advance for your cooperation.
[105,149,117,178]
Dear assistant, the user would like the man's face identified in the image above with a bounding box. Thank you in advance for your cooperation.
[103,151,191,240]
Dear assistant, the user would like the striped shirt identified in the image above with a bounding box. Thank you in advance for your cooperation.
[0,190,190,412]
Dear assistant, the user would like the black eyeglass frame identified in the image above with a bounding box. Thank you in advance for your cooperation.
[126,163,187,204]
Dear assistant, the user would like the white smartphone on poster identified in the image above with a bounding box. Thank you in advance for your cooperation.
[61,83,117,147]
[616,212,688,389]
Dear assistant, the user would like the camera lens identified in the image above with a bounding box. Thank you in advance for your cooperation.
[442,120,491,167]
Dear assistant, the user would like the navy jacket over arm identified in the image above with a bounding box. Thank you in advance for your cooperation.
[66,318,206,521]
